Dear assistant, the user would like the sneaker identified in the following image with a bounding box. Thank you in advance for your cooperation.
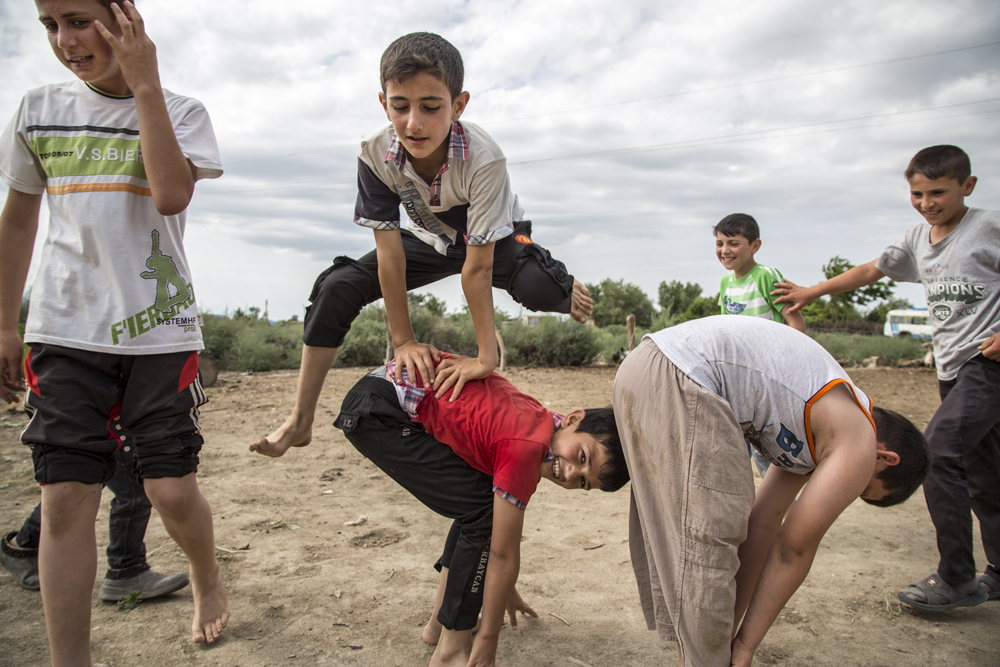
[0,531,40,591]
[99,566,190,602]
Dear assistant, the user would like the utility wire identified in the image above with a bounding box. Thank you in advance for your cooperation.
[202,100,1000,194]
[219,40,1000,168]
[509,98,1000,165]
[485,40,1000,125]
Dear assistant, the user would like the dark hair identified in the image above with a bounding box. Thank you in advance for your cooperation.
[862,407,932,508]
[713,213,760,243]
[905,145,971,184]
[380,33,464,101]
[577,407,629,492]
[94,0,126,14]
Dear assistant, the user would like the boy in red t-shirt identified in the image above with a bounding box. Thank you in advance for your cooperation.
[260,355,627,667]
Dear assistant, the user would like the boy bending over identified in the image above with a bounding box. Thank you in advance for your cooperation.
[773,145,1000,611]
[0,2,227,663]
[613,316,930,667]
[329,358,625,666]
[253,32,592,457]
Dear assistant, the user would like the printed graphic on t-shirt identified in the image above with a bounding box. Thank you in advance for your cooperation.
[396,181,450,236]
[741,420,805,470]
[29,129,148,191]
[110,230,198,345]
[923,262,989,322]
[722,296,748,314]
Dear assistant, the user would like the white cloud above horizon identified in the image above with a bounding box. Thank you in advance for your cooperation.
[1,0,998,321]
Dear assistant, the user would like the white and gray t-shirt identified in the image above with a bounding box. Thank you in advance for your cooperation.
[877,208,1000,381]
[0,80,222,354]
[645,317,874,475]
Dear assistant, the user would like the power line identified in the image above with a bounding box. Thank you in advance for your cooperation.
[219,40,1000,168]
[509,97,1000,165]
[484,41,1000,125]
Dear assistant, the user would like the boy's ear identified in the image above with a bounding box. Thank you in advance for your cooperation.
[962,175,978,197]
[876,447,901,468]
[378,92,389,119]
[561,408,586,429]
[751,238,762,253]
[451,91,471,121]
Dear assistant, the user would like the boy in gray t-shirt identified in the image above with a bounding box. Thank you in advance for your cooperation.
[773,145,1000,612]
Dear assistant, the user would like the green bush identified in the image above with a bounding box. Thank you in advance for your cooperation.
[501,317,601,366]
[808,331,925,364]
[201,314,303,372]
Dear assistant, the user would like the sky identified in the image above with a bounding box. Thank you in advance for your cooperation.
[1,0,999,322]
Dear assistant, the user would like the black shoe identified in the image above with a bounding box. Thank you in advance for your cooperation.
[99,566,189,602]
[0,531,40,591]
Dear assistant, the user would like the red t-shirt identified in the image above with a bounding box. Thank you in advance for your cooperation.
[416,360,554,507]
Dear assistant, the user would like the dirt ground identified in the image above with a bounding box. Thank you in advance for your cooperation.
[1,365,997,667]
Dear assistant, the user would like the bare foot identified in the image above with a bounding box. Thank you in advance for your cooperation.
[422,615,442,645]
[249,414,312,457]
[191,565,229,644]
[428,645,470,667]
[570,279,593,323]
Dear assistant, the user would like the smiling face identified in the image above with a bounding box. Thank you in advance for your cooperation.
[539,410,611,491]
[379,71,469,180]
[37,0,128,96]
[908,173,976,241]
[715,232,760,279]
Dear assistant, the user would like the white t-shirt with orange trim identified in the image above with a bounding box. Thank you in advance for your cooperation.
[0,80,222,354]
[645,316,874,475]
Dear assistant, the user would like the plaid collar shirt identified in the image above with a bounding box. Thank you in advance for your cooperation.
[384,121,469,207]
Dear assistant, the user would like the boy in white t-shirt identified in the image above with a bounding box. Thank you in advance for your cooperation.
[614,316,931,667]
[773,145,1000,612]
[0,1,228,662]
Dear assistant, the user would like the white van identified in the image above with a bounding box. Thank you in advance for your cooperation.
[884,308,933,340]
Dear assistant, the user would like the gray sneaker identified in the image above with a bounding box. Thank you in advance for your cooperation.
[99,566,190,602]
[0,531,40,591]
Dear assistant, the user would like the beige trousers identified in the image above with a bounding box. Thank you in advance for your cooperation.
[613,339,755,667]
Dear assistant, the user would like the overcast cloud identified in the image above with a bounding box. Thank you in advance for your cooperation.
[2,0,998,320]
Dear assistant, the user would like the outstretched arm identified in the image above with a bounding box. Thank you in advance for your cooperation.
[771,260,885,314]
[781,304,807,333]
[434,242,499,401]
[0,190,41,403]
[467,495,523,667]
[95,1,196,215]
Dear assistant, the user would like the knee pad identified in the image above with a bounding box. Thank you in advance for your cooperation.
[506,244,574,313]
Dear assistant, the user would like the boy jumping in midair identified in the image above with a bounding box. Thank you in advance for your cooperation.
[252,32,592,458]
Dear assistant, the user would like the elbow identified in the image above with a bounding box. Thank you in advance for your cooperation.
[153,192,193,216]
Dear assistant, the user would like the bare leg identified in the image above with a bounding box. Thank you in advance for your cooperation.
[144,474,229,644]
[423,567,449,645]
[570,279,593,323]
[39,482,103,667]
[429,627,473,667]
[250,344,338,457]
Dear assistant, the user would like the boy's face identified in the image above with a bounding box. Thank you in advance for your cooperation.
[37,0,127,96]
[715,232,760,277]
[908,173,976,232]
[379,72,470,169]
[539,410,610,491]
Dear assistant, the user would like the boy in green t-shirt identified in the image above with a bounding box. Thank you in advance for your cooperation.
[716,213,806,333]
[715,213,805,477]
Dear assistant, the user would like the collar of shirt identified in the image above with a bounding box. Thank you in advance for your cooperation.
[543,412,564,462]
[384,121,469,207]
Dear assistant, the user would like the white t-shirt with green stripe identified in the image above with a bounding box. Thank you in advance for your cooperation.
[0,80,222,354]
[718,264,786,325]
